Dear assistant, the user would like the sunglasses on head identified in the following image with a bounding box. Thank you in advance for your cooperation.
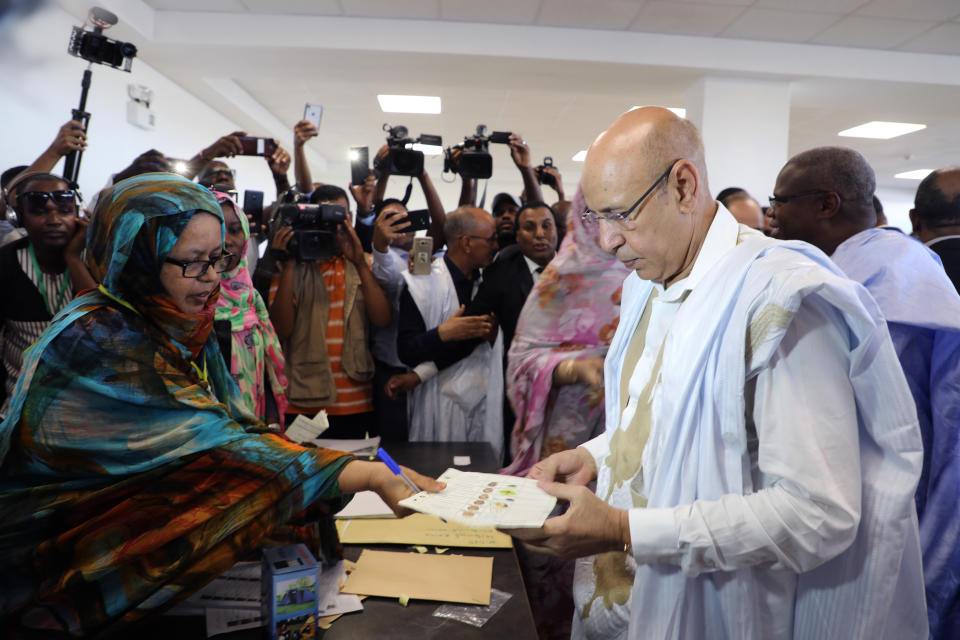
[19,190,79,214]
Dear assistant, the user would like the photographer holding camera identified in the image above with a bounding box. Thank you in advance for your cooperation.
[265,184,391,438]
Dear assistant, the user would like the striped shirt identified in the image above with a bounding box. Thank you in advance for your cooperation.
[273,256,374,416]
[0,245,72,416]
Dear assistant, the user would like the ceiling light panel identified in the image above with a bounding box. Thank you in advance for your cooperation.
[894,169,933,180]
[838,121,926,139]
[377,94,442,114]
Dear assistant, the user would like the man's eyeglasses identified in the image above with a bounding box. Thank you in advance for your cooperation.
[767,189,834,209]
[165,252,234,278]
[582,159,680,229]
[20,190,78,214]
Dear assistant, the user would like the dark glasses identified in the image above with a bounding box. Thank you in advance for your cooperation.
[20,190,78,214]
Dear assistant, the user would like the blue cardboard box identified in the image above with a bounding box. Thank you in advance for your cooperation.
[262,544,320,640]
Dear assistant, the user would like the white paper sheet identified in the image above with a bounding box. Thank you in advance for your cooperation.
[186,561,261,609]
[312,436,380,455]
[206,608,266,637]
[335,490,396,519]
[453,456,472,466]
[399,468,557,528]
[317,561,364,616]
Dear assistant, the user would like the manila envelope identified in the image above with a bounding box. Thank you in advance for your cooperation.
[341,549,493,605]
[336,513,512,548]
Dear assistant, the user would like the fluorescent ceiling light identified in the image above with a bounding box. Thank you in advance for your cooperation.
[411,143,443,156]
[838,121,926,139]
[630,105,686,118]
[895,169,934,180]
[377,94,441,114]
[572,150,587,162]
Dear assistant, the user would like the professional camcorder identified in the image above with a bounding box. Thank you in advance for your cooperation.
[272,190,347,262]
[443,125,511,181]
[535,156,557,187]
[375,124,442,177]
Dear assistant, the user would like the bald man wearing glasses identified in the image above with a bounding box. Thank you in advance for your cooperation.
[505,107,927,640]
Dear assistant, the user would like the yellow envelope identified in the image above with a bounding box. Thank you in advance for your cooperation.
[336,513,512,548]
[341,549,493,605]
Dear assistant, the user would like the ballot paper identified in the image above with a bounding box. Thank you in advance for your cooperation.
[284,410,329,443]
[334,490,396,519]
[398,468,557,528]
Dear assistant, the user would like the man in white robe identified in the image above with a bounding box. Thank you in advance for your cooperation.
[508,107,928,640]
[396,207,504,454]
[770,147,960,639]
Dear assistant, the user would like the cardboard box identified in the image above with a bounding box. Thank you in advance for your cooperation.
[261,544,320,640]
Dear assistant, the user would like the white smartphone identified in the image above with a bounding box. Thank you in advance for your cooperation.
[303,103,323,134]
[412,237,433,275]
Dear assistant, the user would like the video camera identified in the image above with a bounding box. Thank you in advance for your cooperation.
[67,7,137,71]
[535,156,557,187]
[63,7,138,188]
[443,125,511,181]
[375,124,442,177]
[272,190,347,262]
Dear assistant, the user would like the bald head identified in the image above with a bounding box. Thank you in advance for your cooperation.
[445,206,493,240]
[915,167,960,226]
[582,107,708,208]
[580,107,718,287]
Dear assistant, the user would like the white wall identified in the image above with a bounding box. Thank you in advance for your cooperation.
[0,4,279,203]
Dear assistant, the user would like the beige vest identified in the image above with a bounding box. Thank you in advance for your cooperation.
[283,258,374,407]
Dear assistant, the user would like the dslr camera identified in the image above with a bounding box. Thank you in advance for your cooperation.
[67,7,137,71]
[272,190,347,262]
[535,156,557,187]
[375,124,442,177]
[443,125,511,181]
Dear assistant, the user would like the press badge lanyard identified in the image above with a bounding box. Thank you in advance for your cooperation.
[29,244,71,316]
[96,284,210,388]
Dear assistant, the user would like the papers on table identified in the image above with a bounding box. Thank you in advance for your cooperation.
[398,468,557,528]
[336,513,513,548]
[341,549,493,605]
[453,455,472,466]
[335,490,396,519]
[169,560,358,637]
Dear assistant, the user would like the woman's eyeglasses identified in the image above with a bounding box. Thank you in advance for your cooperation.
[20,190,78,214]
[164,252,235,278]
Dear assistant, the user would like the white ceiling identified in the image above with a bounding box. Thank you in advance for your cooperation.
[50,0,960,202]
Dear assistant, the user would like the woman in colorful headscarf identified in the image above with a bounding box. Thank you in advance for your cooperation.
[501,185,629,640]
[211,190,288,425]
[0,173,439,636]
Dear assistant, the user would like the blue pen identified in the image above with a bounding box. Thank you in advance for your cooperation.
[376,448,421,495]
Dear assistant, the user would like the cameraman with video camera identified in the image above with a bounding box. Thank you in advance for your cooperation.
[265,185,391,438]
[455,131,543,249]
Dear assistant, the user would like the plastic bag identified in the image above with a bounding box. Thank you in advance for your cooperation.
[432,588,512,628]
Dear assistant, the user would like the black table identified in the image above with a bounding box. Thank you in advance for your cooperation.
[146,442,537,639]
[323,442,537,639]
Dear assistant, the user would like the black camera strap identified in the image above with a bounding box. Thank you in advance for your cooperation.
[477,180,488,210]
[400,177,414,206]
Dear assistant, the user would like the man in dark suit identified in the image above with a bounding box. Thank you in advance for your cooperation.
[466,201,559,463]
[911,167,960,293]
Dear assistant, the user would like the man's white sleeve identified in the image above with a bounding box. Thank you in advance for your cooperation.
[627,296,863,575]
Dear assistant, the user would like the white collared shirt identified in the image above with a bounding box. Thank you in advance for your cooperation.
[522,254,545,281]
